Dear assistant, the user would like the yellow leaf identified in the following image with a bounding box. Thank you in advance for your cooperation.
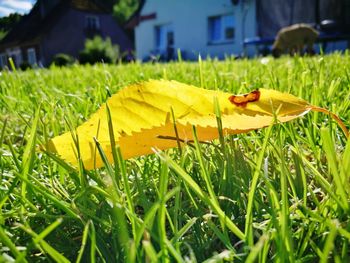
[45,80,346,170]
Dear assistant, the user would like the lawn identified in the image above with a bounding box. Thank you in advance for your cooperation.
[0,53,349,262]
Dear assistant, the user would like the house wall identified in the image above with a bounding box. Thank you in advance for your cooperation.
[4,47,23,67]
[1,43,43,68]
[41,8,132,65]
[135,0,257,60]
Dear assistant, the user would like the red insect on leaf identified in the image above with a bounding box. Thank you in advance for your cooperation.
[229,90,261,107]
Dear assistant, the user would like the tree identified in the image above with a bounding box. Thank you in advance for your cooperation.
[113,0,140,24]
[0,13,22,40]
[92,0,140,25]
[0,13,22,31]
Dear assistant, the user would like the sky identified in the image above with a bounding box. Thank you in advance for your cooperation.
[0,0,36,17]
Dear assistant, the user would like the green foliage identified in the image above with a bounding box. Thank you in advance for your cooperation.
[79,36,119,64]
[51,53,75,67]
[0,13,22,31]
[113,0,139,24]
[0,53,350,262]
[0,13,22,40]
[0,30,7,41]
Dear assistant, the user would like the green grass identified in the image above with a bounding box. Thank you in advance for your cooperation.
[0,53,350,262]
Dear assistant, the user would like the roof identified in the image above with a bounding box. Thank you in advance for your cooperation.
[0,0,112,48]
[70,0,111,13]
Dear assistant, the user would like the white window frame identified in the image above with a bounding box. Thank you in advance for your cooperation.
[7,48,22,67]
[0,53,7,68]
[85,15,100,30]
[27,48,37,65]
[154,23,174,52]
[208,14,235,44]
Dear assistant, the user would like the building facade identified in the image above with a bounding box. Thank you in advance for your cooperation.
[132,0,257,61]
[0,0,132,68]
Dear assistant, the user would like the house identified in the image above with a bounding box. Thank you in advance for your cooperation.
[0,0,133,68]
[128,0,257,61]
[128,0,350,61]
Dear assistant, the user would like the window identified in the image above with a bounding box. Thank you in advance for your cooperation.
[8,48,22,67]
[155,23,174,51]
[27,48,37,65]
[208,14,235,44]
[0,53,7,68]
[86,15,100,30]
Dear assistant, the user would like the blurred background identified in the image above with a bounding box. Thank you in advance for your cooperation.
[0,0,349,68]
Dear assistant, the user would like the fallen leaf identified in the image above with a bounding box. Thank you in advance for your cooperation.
[46,80,348,170]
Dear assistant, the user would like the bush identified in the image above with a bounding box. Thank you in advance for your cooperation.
[51,53,74,67]
[79,36,119,65]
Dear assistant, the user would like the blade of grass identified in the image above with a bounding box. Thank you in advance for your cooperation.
[192,126,219,206]
[20,223,70,263]
[135,202,160,248]
[76,220,91,263]
[198,55,204,88]
[33,218,63,243]
[320,222,338,263]
[342,138,350,179]
[171,217,198,243]
[89,221,96,263]
[15,172,79,219]
[158,161,169,261]
[0,225,27,261]
[116,145,137,238]
[245,123,274,246]
[245,234,269,263]
[290,146,346,211]
[202,250,235,263]
[143,240,158,263]
[21,106,41,217]
[164,238,184,263]
[206,219,236,251]
[320,128,349,210]
[106,103,121,186]
[157,151,245,241]
[277,128,295,262]
[93,137,119,196]
[0,118,7,152]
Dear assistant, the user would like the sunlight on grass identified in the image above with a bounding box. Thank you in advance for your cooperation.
[0,53,349,262]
